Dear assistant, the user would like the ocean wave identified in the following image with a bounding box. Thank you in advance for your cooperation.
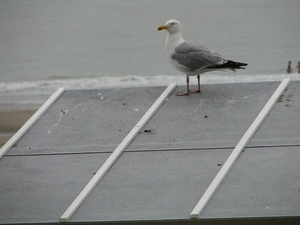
[0,75,179,94]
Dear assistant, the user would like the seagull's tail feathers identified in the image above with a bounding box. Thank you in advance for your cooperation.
[208,60,248,70]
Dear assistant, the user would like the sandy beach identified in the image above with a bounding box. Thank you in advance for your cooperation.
[0,110,36,147]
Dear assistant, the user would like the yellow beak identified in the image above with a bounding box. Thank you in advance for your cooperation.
[157,25,168,31]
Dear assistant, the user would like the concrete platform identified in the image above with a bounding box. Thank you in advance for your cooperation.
[0,81,299,224]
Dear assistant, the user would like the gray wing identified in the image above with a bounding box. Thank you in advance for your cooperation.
[172,42,225,71]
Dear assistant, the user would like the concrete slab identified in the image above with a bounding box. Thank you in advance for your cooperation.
[0,153,110,223]
[7,87,165,155]
[127,81,281,151]
[249,81,300,146]
[200,146,300,218]
[1,81,299,224]
[70,149,232,222]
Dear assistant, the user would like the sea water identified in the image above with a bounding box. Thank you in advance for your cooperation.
[0,0,299,109]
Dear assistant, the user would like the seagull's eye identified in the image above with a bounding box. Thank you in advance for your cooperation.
[171,22,175,25]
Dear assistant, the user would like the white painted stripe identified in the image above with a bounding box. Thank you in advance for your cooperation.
[0,87,66,160]
[190,78,291,219]
[60,83,177,222]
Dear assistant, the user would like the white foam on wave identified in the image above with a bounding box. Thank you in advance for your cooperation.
[1,73,299,109]
[0,75,179,94]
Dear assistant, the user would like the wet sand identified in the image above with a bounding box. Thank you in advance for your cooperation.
[0,110,36,147]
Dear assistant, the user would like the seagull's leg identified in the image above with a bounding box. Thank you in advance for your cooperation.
[177,76,190,96]
[190,74,201,93]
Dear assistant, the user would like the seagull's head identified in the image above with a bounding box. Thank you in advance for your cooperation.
[158,19,182,34]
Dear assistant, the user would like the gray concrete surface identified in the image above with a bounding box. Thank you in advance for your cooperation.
[1,81,299,224]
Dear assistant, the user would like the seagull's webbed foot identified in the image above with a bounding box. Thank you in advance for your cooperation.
[177,91,190,96]
[176,75,201,96]
[190,88,201,93]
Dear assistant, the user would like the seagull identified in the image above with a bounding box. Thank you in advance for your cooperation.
[158,19,248,96]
